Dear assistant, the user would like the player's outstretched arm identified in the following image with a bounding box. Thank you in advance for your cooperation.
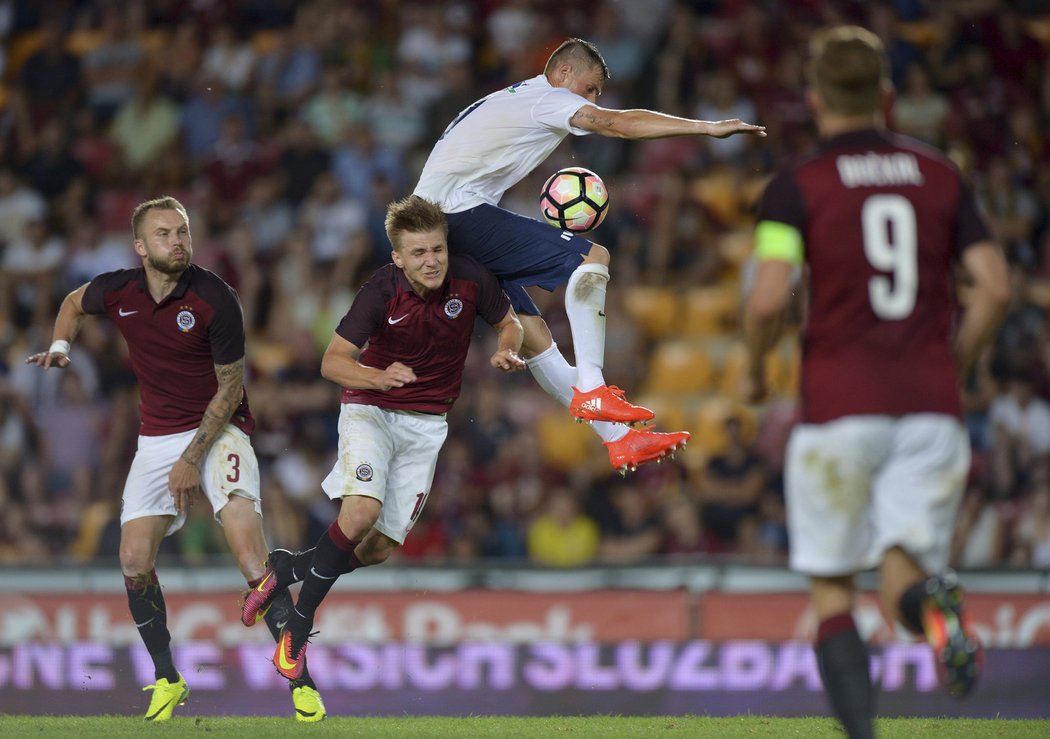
[489,308,526,373]
[570,105,766,140]
[321,333,417,390]
[24,283,89,370]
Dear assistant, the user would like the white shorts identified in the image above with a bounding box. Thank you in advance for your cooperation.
[121,425,262,536]
[785,414,970,576]
[321,403,448,544]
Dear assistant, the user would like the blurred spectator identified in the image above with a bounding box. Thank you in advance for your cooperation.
[989,368,1050,498]
[16,18,82,126]
[237,173,294,259]
[301,65,365,149]
[330,123,406,205]
[976,156,1037,257]
[951,483,1006,568]
[80,5,145,123]
[1012,464,1050,568]
[595,481,662,563]
[298,171,367,266]
[891,61,951,147]
[200,22,256,94]
[21,117,85,203]
[180,75,253,165]
[253,6,322,115]
[109,66,180,175]
[203,113,270,204]
[527,487,599,567]
[695,416,767,550]
[950,44,1024,164]
[0,217,65,330]
[0,165,46,246]
[660,494,717,556]
[276,118,330,208]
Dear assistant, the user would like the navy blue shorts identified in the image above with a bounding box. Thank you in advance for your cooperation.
[445,204,593,316]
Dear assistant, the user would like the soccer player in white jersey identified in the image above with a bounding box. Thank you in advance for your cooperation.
[414,38,766,473]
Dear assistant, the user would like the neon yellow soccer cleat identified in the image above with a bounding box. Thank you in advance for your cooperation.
[142,672,189,721]
[291,684,327,722]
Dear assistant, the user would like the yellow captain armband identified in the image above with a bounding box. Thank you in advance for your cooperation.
[754,220,804,265]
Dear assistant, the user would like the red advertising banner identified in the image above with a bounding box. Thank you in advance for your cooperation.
[3,590,1048,647]
[699,592,1050,647]
[0,591,691,646]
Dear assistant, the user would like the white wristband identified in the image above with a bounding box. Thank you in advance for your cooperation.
[48,340,71,356]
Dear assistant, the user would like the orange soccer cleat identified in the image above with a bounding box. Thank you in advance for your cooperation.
[274,625,314,681]
[604,427,690,475]
[921,572,984,698]
[570,385,655,425]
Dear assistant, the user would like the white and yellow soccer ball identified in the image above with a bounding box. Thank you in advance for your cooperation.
[540,167,610,233]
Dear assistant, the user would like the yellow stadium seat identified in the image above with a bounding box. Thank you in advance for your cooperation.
[681,285,740,337]
[643,340,716,395]
[623,286,680,340]
[634,393,689,434]
[536,410,596,471]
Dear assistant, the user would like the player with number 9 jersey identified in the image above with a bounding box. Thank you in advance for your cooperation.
[754,130,992,423]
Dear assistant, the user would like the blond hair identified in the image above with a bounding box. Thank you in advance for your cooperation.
[807,26,887,116]
[384,196,448,250]
[131,196,189,239]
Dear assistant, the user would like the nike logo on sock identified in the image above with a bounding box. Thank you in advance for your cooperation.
[135,617,156,628]
[309,567,338,580]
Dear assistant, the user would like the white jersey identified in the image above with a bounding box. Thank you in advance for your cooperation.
[414,74,591,213]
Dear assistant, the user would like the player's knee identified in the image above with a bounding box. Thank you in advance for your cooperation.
[337,502,380,541]
[119,547,154,578]
[583,243,610,266]
[358,534,399,566]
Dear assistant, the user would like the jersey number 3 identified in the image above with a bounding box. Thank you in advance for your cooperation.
[862,194,917,320]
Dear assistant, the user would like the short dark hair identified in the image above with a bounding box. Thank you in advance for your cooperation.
[544,38,610,81]
[384,196,448,250]
[131,196,189,239]
[807,26,886,116]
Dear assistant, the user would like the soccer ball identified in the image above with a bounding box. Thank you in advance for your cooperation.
[540,167,609,233]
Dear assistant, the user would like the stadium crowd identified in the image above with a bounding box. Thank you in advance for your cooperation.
[1,0,1049,570]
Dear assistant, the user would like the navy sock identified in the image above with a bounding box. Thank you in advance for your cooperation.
[814,612,874,739]
[294,521,360,624]
[125,570,178,683]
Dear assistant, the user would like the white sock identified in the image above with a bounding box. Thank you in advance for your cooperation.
[565,262,609,392]
[527,343,627,443]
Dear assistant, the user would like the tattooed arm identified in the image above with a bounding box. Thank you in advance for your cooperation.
[168,357,245,513]
[569,104,765,140]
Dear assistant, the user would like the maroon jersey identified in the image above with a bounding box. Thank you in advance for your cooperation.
[335,254,510,413]
[757,129,992,423]
[81,264,254,436]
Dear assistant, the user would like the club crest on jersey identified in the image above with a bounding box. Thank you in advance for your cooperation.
[176,309,196,332]
[355,463,374,482]
[444,297,463,319]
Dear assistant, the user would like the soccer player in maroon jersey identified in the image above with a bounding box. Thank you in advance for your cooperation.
[743,27,1010,739]
[25,196,326,722]
[241,196,526,683]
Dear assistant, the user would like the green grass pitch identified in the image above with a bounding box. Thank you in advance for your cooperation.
[1,716,1048,738]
